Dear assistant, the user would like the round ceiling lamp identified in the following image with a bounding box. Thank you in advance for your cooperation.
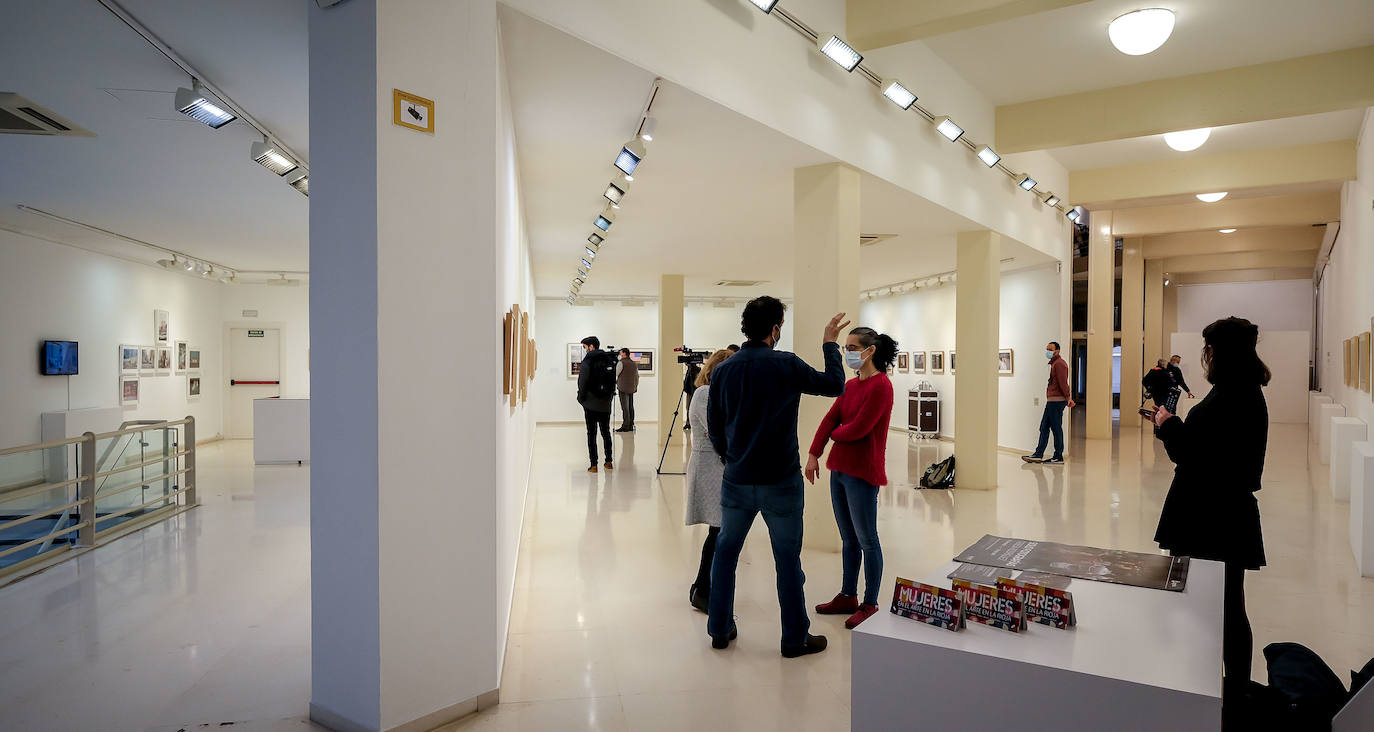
[1195,191,1228,203]
[1108,8,1176,56]
[1164,127,1211,152]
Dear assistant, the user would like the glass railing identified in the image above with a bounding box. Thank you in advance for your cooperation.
[0,418,198,585]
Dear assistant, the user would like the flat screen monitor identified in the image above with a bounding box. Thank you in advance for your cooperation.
[43,340,78,375]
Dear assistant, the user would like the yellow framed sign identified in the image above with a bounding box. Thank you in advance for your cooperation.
[393,89,434,133]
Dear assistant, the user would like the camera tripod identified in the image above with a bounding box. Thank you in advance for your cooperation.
[655,389,687,476]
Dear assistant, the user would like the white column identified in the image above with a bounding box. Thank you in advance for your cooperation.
[310,2,504,729]
[1086,211,1114,440]
[659,274,685,446]
[1144,259,1164,373]
[794,163,860,552]
[955,230,1001,490]
[1120,239,1144,428]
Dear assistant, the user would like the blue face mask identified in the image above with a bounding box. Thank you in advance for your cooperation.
[1046,350,1055,360]
[844,351,866,370]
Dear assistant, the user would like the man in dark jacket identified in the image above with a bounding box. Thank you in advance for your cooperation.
[614,348,639,432]
[706,296,847,658]
[1167,355,1194,399]
[576,336,615,472]
[1143,359,1176,410]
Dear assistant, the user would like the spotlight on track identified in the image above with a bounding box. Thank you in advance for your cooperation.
[880,79,917,110]
[976,146,1001,168]
[818,34,863,72]
[1066,208,1081,223]
[585,246,598,260]
[581,258,593,271]
[594,208,615,231]
[604,176,629,206]
[745,0,779,12]
[639,117,657,141]
[174,80,236,129]
[615,139,646,177]
[250,138,298,176]
[933,116,964,142]
[588,232,604,247]
[1043,193,1061,207]
[1017,174,1037,191]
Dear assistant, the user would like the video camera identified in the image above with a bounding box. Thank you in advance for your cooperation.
[674,346,706,366]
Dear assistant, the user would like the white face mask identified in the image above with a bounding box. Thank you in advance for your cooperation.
[844,351,866,370]
[1046,349,1055,360]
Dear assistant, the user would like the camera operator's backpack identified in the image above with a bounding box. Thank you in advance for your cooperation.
[589,351,617,401]
[919,455,955,489]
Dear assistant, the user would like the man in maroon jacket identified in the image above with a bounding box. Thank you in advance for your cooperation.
[1023,341,1074,464]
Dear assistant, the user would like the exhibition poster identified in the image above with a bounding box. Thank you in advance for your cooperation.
[952,579,1025,633]
[954,535,1190,591]
[947,562,1073,590]
[891,577,964,631]
[996,578,1076,629]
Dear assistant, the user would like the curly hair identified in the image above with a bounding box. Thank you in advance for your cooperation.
[848,326,899,371]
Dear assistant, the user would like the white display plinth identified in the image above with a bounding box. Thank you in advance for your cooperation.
[1352,442,1374,578]
[1330,417,1366,501]
[253,398,310,464]
[852,559,1224,732]
[1319,403,1347,465]
[40,407,125,482]
[1310,393,1332,443]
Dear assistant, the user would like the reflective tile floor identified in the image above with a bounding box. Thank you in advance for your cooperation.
[1,421,1371,731]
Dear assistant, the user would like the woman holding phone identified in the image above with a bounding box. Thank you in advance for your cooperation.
[1152,316,1268,709]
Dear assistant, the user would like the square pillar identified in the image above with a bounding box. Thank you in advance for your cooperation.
[1086,211,1114,439]
[794,163,860,551]
[1144,259,1164,371]
[1120,239,1144,429]
[955,230,1001,490]
[659,274,685,446]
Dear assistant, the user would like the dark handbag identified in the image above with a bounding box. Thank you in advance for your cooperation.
[919,455,955,489]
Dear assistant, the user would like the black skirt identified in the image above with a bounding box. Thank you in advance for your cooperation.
[1155,475,1265,569]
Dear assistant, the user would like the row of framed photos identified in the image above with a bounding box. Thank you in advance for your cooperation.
[889,348,1015,376]
[119,374,202,407]
[119,341,202,376]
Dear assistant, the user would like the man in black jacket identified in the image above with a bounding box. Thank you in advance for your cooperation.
[1167,355,1194,399]
[576,336,615,472]
[706,296,847,659]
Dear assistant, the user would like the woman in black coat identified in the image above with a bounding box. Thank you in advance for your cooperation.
[1152,316,1269,692]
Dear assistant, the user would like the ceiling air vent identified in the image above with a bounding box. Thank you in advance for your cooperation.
[0,93,94,137]
[714,280,766,287]
[860,233,896,247]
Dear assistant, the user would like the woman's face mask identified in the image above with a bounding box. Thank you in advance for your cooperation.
[844,346,872,371]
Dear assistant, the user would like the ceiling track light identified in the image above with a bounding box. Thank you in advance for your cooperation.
[594,208,616,231]
[584,246,597,260]
[174,79,236,129]
[880,78,917,110]
[818,34,863,72]
[604,176,629,205]
[287,171,309,196]
[746,0,780,12]
[588,232,605,247]
[933,116,964,142]
[580,258,593,270]
[1016,174,1037,191]
[639,117,657,141]
[1066,208,1081,223]
[1043,193,1061,207]
[976,145,1001,168]
[250,138,298,176]
[615,138,646,177]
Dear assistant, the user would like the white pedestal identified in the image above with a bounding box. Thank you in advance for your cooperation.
[39,407,125,482]
[1330,418,1366,501]
[1319,403,1347,465]
[1351,442,1374,577]
[1336,671,1374,731]
[852,560,1224,732]
[253,398,310,464]
[1310,393,1332,443]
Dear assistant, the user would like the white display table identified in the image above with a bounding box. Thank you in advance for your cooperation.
[1319,403,1346,465]
[1310,393,1332,443]
[1352,441,1374,578]
[853,559,1224,732]
[1331,417,1367,501]
[253,398,310,464]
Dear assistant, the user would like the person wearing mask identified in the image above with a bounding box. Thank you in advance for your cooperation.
[1167,354,1195,400]
[1142,359,1176,413]
[806,327,897,630]
[576,336,615,473]
[685,349,735,612]
[1022,341,1073,464]
[614,348,639,432]
[1151,317,1268,717]
[707,297,847,658]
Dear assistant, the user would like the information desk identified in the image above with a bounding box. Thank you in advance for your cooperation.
[253,397,310,464]
[852,559,1223,731]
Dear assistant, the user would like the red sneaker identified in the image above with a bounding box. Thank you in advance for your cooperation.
[844,604,879,629]
[815,593,859,615]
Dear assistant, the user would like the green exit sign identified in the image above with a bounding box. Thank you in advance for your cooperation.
[248,330,265,338]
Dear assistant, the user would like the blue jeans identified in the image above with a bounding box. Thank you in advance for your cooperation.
[830,471,882,606]
[1034,400,1067,459]
[708,475,809,648]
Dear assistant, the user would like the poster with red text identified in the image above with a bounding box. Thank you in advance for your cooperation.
[952,579,1025,632]
[891,577,964,631]
[996,578,1076,629]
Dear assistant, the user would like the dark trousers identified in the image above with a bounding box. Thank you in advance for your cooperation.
[583,408,612,466]
[1224,563,1252,682]
[1034,400,1067,458]
[831,471,883,606]
[618,393,635,428]
[708,475,809,648]
[694,525,720,591]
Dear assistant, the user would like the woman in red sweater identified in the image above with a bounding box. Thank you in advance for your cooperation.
[805,327,897,629]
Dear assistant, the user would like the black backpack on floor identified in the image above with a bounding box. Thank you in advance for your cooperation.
[919,456,955,489]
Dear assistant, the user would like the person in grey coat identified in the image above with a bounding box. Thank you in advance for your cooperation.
[685,349,734,612]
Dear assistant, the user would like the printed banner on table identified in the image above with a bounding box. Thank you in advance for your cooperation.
[947,562,1073,591]
[952,579,1025,632]
[954,535,1190,591]
[996,578,1076,629]
[891,577,964,631]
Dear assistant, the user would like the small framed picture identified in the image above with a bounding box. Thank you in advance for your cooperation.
[154,309,170,344]
[567,343,584,379]
[897,352,910,372]
[187,375,202,400]
[999,348,1014,376]
[188,348,202,372]
[139,346,156,375]
[950,351,957,374]
[931,351,945,373]
[911,351,926,374]
[156,347,172,375]
[175,341,189,373]
[630,348,656,376]
[393,89,435,133]
[120,376,140,406]
[119,344,140,375]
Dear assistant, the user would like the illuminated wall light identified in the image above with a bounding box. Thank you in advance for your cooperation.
[588,232,604,246]
[818,34,863,72]
[250,139,298,176]
[976,146,1001,168]
[1195,191,1228,203]
[880,79,917,110]
[1043,193,1061,207]
[746,0,780,12]
[933,116,963,142]
[1164,127,1211,152]
[287,172,309,196]
[1219,228,1237,234]
[1017,174,1037,191]
[1066,209,1081,223]
[174,81,236,129]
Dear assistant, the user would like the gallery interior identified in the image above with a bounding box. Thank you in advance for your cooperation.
[2,0,1374,729]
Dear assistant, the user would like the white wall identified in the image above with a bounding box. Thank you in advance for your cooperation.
[0,228,226,448]
[858,263,1063,452]
[1177,280,1314,334]
[220,284,311,402]
[1172,331,1310,423]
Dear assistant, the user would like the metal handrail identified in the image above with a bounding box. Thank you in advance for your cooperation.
[0,417,198,586]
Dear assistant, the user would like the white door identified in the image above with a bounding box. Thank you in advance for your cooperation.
[229,328,281,439]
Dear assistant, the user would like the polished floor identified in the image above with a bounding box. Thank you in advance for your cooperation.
[0,419,1370,731]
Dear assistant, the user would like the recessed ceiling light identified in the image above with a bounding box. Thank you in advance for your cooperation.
[933,116,963,142]
[174,82,236,129]
[1219,228,1237,234]
[1195,191,1228,203]
[1017,174,1037,191]
[880,79,917,110]
[1164,127,1211,152]
[818,34,863,72]
[1043,193,1061,207]
[1108,8,1175,56]
[977,146,1001,167]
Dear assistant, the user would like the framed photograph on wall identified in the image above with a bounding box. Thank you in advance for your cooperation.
[156,347,172,375]
[930,351,944,373]
[1344,338,1353,387]
[139,346,156,375]
[911,351,926,374]
[120,376,139,407]
[187,375,202,401]
[175,340,188,373]
[999,348,1014,376]
[119,344,140,375]
[154,309,170,344]
[897,352,909,372]
[502,309,514,397]
[1360,332,1370,393]
[950,351,957,374]
[567,343,585,379]
[188,348,202,372]
[630,348,656,375]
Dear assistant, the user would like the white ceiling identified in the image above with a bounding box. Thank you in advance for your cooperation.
[0,0,309,273]
[921,0,1374,106]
